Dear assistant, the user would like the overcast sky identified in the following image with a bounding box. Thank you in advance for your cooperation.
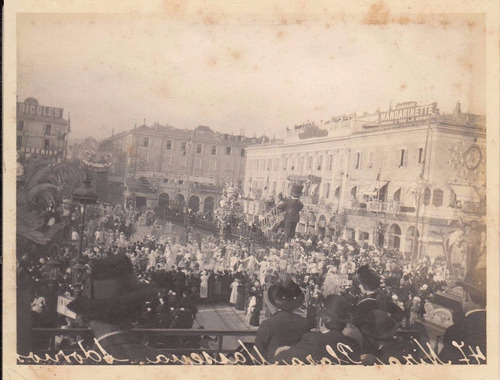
[17,13,485,141]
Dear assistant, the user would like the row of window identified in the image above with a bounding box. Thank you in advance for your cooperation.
[353,148,424,170]
[248,147,425,174]
[142,137,245,157]
[249,179,341,198]
[248,156,330,173]
[248,179,448,208]
[162,157,233,171]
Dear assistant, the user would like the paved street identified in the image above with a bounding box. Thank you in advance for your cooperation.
[194,303,259,350]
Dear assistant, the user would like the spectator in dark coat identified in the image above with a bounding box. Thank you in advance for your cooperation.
[67,254,158,363]
[173,267,186,302]
[275,295,360,364]
[438,269,486,364]
[351,265,404,329]
[358,309,411,365]
[254,276,310,362]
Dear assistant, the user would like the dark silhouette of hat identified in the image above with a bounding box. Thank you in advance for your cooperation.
[268,275,304,312]
[456,269,486,304]
[316,294,350,323]
[67,254,156,321]
[357,264,380,291]
[291,184,304,198]
[360,309,398,339]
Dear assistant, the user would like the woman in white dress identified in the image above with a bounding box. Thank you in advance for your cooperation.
[200,270,209,300]
[119,232,126,245]
[246,293,256,324]
[229,278,240,305]
[196,250,204,271]
[258,258,269,285]
[251,255,261,274]
[229,254,240,272]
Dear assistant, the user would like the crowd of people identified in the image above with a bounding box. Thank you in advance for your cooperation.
[17,199,486,365]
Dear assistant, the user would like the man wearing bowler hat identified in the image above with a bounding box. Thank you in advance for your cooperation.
[67,254,158,363]
[351,265,404,328]
[253,275,309,362]
[438,268,486,364]
[276,183,304,243]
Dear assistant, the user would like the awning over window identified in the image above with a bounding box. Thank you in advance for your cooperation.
[377,181,390,191]
[451,184,480,202]
[360,183,375,195]
[364,181,390,196]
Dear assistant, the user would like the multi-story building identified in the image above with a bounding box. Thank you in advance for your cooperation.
[16,97,70,161]
[102,124,268,212]
[244,102,486,258]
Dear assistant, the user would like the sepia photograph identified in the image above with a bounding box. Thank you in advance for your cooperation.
[3,1,499,379]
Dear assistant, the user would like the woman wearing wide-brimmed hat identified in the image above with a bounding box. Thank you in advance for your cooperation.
[67,254,158,363]
[253,275,309,362]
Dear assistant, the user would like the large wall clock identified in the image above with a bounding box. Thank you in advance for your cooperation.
[464,145,482,170]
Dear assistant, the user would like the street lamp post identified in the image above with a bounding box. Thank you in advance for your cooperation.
[72,173,98,259]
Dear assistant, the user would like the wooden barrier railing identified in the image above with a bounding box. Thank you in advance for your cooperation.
[31,328,258,354]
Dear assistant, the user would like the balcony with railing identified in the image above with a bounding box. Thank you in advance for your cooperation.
[348,199,406,214]
[365,200,401,213]
[190,183,223,192]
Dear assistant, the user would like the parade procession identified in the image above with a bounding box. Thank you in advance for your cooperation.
[14,97,487,366]
[8,9,494,375]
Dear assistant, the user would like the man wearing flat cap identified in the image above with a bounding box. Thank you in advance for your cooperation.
[438,269,486,364]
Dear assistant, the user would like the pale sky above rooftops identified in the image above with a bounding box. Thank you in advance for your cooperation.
[17,12,485,141]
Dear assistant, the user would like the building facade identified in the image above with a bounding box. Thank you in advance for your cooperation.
[102,124,267,213]
[16,98,70,161]
[244,102,486,258]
